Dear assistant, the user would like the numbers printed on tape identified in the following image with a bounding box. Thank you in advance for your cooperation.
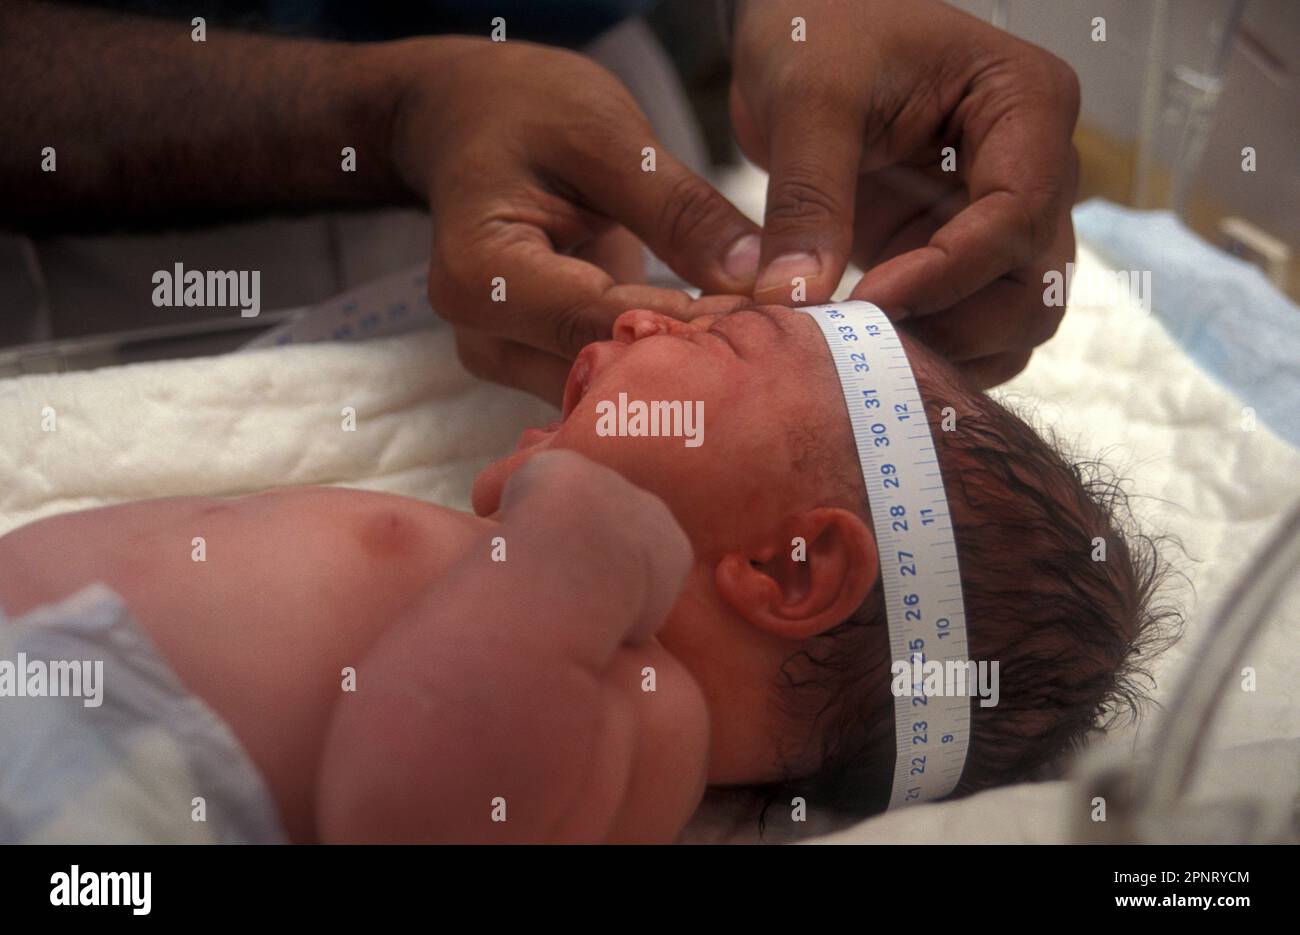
[800,302,971,808]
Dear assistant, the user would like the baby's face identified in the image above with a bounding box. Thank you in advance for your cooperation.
[473,305,858,542]
[474,305,905,783]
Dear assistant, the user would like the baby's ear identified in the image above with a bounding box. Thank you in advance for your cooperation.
[715,508,878,640]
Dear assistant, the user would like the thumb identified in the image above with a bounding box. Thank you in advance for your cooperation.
[752,98,863,306]
[578,141,762,295]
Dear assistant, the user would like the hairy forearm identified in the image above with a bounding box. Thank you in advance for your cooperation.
[0,1,422,233]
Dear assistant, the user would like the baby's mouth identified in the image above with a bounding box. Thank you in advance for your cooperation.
[561,344,598,419]
[473,341,620,518]
[513,344,605,453]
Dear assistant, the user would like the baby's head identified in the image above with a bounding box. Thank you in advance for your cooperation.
[473,305,1177,814]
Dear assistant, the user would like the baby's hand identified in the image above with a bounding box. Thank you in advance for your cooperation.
[317,450,707,843]
[498,450,691,651]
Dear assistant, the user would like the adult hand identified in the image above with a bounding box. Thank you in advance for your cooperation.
[384,37,756,402]
[729,0,1081,387]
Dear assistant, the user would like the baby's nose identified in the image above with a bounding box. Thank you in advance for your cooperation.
[612,308,677,343]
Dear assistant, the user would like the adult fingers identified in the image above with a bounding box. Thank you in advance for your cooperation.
[453,329,572,405]
[751,87,866,306]
[853,56,1080,319]
[894,202,1074,380]
[900,278,1065,363]
[573,224,646,284]
[570,132,763,295]
[957,348,1034,390]
[431,206,747,360]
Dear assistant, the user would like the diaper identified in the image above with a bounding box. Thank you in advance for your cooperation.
[0,584,286,843]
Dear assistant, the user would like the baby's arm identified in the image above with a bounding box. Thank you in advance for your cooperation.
[316,451,709,843]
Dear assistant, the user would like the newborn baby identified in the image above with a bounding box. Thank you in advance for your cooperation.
[0,306,1171,843]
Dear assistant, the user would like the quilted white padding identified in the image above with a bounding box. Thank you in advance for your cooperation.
[0,327,555,529]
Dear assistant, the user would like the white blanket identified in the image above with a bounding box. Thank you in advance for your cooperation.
[0,325,555,523]
[2,246,1297,844]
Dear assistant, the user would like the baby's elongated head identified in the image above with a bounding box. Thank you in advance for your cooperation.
[771,342,1181,813]
[472,305,1179,813]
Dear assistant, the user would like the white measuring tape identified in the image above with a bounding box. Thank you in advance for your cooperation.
[798,301,971,808]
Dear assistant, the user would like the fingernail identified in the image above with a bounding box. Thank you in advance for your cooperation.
[722,234,761,283]
[756,251,820,299]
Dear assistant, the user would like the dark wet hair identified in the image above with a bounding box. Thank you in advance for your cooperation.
[765,365,1184,819]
